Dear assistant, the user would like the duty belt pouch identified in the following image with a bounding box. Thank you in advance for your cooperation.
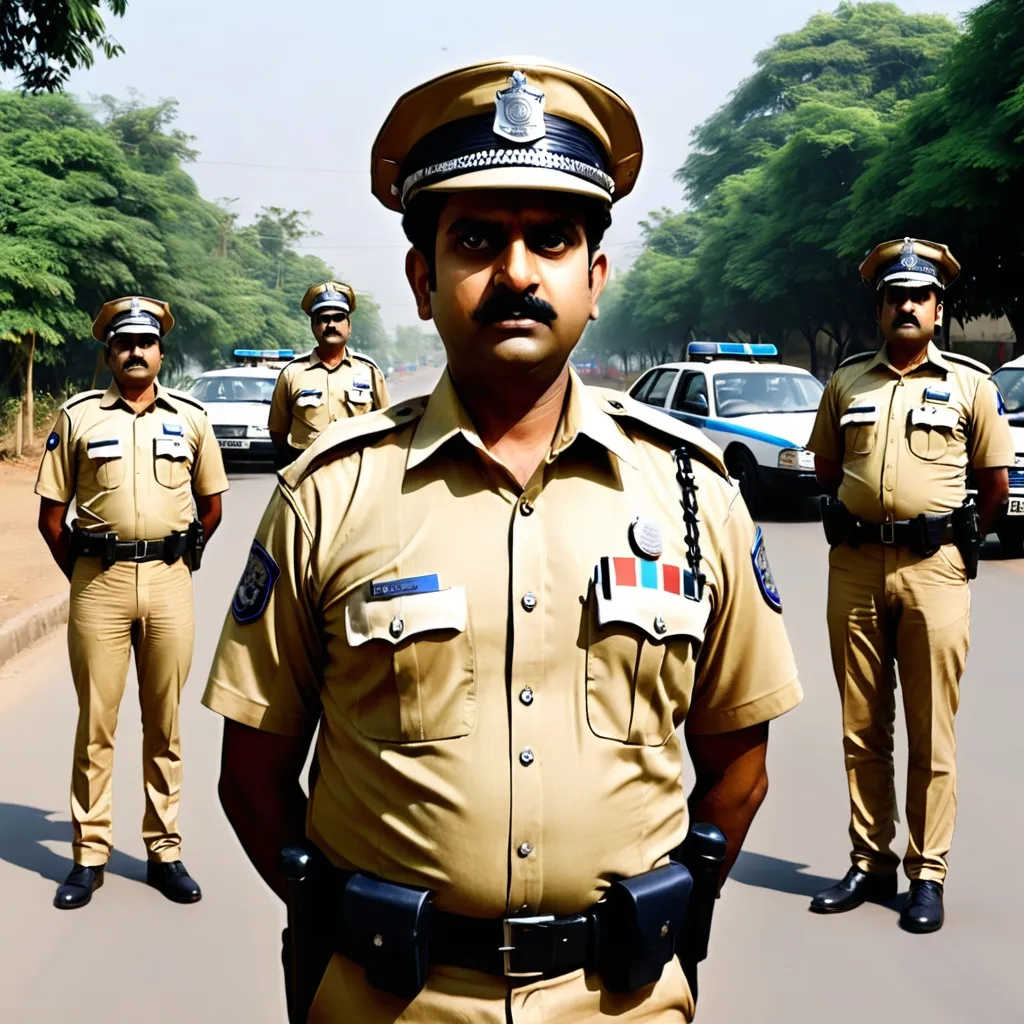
[101,531,117,570]
[915,514,947,558]
[343,873,433,999]
[598,862,692,993]
[820,497,850,548]
[163,530,189,564]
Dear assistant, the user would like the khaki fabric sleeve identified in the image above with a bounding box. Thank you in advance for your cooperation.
[202,486,323,736]
[807,376,841,462]
[969,377,1014,469]
[268,368,292,434]
[34,408,75,504]
[373,366,391,409]
[191,413,229,496]
[687,490,802,735]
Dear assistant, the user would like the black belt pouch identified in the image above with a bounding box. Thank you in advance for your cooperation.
[599,862,693,993]
[343,873,433,999]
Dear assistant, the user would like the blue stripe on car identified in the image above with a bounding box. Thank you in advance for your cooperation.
[667,410,795,449]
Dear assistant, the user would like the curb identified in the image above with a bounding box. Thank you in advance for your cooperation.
[0,591,68,666]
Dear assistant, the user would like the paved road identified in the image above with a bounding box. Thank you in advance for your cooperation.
[1,372,1021,1023]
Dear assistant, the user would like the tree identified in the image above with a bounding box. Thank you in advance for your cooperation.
[0,1,127,93]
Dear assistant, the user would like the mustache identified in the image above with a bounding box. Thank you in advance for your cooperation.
[894,313,920,327]
[124,357,149,369]
[472,287,558,327]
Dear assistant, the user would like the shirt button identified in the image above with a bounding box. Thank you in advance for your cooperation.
[519,687,534,706]
[517,842,534,858]
[521,592,537,612]
[389,617,404,639]
[519,748,535,767]
[520,499,535,517]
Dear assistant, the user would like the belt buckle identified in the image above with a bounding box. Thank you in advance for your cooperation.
[500,915,557,978]
[880,520,895,545]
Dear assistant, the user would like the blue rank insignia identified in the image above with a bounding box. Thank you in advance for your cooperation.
[370,574,440,599]
[46,431,60,451]
[162,422,184,436]
[924,386,950,404]
[232,540,281,624]
[751,526,782,612]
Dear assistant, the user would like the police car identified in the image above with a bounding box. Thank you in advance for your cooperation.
[190,349,293,462]
[628,343,824,509]
[989,355,1024,555]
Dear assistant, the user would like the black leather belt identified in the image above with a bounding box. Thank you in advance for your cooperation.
[856,516,955,548]
[70,528,194,565]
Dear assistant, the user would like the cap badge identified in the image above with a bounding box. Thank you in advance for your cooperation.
[900,238,919,270]
[130,296,141,316]
[493,71,546,144]
[629,516,663,560]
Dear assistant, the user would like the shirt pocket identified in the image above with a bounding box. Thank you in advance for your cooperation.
[906,405,959,462]
[295,390,329,428]
[586,584,709,747]
[840,402,879,456]
[153,437,192,489]
[85,438,125,490]
[343,586,475,743]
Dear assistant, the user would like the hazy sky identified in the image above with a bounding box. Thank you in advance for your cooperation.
[26,0,974,330]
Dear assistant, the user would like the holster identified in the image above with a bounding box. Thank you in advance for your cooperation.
[820,496,853,548]
[953,499,981,580]
[186,520,204,571]
[913,513,948,559]
[163,529,190,565]
[598,862,692,993]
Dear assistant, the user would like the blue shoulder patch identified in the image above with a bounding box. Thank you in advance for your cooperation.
[751,526,782,612]
[46,431,60,451]
[232,540,281,624]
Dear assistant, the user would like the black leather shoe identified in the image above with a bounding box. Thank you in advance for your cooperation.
[54,864,104,909]
[900,880,944,933]
[809,867,898,913]
[146,860,202,904]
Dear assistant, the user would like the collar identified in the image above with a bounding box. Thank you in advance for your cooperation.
[407,367,637,473]
[306,346,351,371]
[859,340,950,379]
[99,380,178,412]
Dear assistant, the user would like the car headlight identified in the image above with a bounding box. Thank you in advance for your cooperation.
[778,448,815,471]
[247,425,270,439]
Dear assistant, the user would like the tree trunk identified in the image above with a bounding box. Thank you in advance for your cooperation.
[800,327,820,379]
[24,331,35,443]
[14,405,23,459]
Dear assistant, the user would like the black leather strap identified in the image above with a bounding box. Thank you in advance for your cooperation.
[853,516,954,549]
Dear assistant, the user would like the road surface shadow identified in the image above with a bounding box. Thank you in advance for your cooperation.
[732,851,902,912]
[0,803,149,884]
[754,496,821,524]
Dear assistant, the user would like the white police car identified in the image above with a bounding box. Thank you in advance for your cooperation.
[628,343,824,509]
[989,355,1024,555]
[190,349,293,462]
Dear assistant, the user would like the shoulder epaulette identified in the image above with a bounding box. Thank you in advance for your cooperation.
[282,351,313,371]
[162,387,207,412]
[944,351,991,376]
[64,390,104,411]
[281,395,429,489]
[589,387,728,478]
[350,350,382,372]
[837,350,876,370]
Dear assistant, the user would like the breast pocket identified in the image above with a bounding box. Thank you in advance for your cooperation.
[153,437,192,488]
[295,390,328,428]
[344,586,475,743]
[85,438,125,490]
[586,584,709,747]
[907,405,959,462]
[840,403,879,456]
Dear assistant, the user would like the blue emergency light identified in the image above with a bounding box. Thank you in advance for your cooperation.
[686,342,778,362]
[233,349,294,361]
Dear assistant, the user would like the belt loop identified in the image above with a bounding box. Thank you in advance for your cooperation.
[880,520,895,545]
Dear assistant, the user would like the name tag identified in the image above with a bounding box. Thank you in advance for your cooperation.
[162,421,184,436]
[924,387,951,404]
[154,437,188,460]
[370,574,441,599]
[86,438,123,459]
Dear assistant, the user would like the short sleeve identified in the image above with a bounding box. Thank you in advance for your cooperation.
[807,376,841,462]
[969,377,1014,469]
[374,367,391,410]
[687,492,803,735]
[191,414,229,496]
[268,369,292,434]
[35,409,75,504]
[202,486,323,736]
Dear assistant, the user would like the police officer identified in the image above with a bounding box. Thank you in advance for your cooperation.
[204,59,803,1023]
[807,239,1013,932]
[268,282,390,462]
[35,296,228,909]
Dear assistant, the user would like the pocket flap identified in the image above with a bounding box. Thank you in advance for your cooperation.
[86,438,123,459]
[593,579,709,643]
[154,437,188,460]
[840,404,878,427]
[910,405,959,431]
[345,586,468,647]
[297,390,323,408]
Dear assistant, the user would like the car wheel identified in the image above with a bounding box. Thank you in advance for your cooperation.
[997,522,1024,558]
[726,446,760,512]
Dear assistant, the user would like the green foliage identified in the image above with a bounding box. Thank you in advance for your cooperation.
[0,1,127,93]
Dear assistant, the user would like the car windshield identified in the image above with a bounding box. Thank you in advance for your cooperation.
[992,367,1024,414]
[191,376,276,404]
[713,372,823,417]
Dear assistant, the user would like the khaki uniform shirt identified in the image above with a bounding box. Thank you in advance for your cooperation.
[268,348,390,450]
[204,370,801,1016]
[808,343,1014,521]
[35,381,229,539]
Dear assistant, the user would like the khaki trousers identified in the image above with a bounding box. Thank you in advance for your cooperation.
[826,542,970,883]
[67,557,195,866]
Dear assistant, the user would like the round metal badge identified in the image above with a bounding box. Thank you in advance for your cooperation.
[629,516,663,560]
